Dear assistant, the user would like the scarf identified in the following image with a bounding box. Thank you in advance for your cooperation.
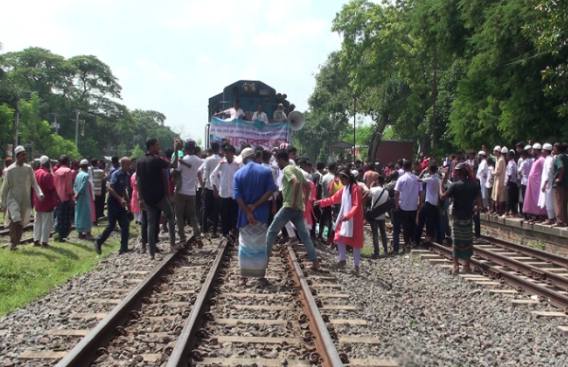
[335,185,353,238]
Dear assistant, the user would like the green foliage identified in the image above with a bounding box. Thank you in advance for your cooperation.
[0,225,126,316]
[314,0,568,158]
[0,47,178,159]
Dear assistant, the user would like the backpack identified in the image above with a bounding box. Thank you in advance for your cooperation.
[365,188,395,222]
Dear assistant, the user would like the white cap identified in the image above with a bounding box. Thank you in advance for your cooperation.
[524,145,532,151]
[543,143,553,151]
[351,169,359,178]
[493,145,501,152]
[240,147,255,161]
[79,159,89,166]
[478,150,486,156]
[39,155,49,165]
[14,145,25,155]
[533,143,542,150]
[501,146,509,154]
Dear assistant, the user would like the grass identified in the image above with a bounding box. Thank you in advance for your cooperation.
[0,222,137,316]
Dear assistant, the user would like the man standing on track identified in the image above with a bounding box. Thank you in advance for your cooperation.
[440,162,482,274]
[173,139,203,246]
[266,150,319,270]
[210,144,240,239]
[0,146,44,250]
[95,157,132,255]
[33,156,58,247]
[394,159,422,251]
[199,142,221,237]
[53,155,75,242]
[137,138,177,259]
[233,147,277,282]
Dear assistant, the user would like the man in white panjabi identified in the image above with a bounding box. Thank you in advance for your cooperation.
[538,143,556,224]
[0,146,44,250]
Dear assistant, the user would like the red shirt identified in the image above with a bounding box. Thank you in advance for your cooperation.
[53,166,75,202]
[34,167,59,212]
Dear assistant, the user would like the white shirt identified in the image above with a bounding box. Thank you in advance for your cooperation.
[394,172,422,211]
[199,154,221,190]
[422,174,441,206]
[210,159,240,198]
[252,111,269,124]
[486,166,494,189]
[370,186,389,220]
[519,157,533,186]
[505,160,518,184]
[476,159,488,187]
[273,109,287,121]
[176,155,203,196]
[224,107,245,120]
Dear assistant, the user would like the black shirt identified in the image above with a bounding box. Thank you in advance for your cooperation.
[136,153,169,206]
[446,179,480,220]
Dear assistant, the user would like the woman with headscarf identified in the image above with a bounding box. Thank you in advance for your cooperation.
[315,168,364,273]
[523,143,546,222]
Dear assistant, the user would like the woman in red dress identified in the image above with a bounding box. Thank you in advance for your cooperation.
[316,168,364,273]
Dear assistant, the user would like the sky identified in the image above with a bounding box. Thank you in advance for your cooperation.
[1,0,347,142]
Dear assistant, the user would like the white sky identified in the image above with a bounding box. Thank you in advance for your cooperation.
[1,0,345,141]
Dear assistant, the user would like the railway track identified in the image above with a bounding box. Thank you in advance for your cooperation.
[15,236,399,366]
[425,238,568,309]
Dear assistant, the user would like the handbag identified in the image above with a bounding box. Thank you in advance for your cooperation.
[365,189,394,222]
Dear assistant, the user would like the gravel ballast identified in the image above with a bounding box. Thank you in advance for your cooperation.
[318,245,568,367]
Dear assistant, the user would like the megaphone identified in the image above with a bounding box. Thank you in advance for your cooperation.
[287,111,305,131]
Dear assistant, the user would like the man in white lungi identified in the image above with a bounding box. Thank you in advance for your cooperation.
[0,146,44,250]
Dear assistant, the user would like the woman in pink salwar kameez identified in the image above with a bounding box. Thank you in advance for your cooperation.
[523,147,546,221]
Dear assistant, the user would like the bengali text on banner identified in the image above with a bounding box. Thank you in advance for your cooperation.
[209,117,290,149]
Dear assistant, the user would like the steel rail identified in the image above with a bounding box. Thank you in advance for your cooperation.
[472,246,568,292]
[166,238,230,367]
[480,235,568,269]
[54,243,188,367]
[429,242,568,309]
[286,246,344,367]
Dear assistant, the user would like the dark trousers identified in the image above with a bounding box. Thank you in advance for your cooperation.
[55,200,73,239]
[415,202,441,245]
[141,209,159,245]
[520,184,527,216]
[220,197,238,236]
[97,206,130,252]
[474,211,481,237]
[318,206,333,240]
[400,209,417,248]
[370,219,388,255]
[202,189,220,234]
[145,197,175,256]
[391,209,401,253]
[507,182,519,214]
[95,194,105,219]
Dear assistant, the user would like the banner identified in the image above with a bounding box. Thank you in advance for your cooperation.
[209,117,290,149]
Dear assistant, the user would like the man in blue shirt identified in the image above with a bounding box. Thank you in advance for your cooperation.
[233,147,277,282]
[95,157,132,255]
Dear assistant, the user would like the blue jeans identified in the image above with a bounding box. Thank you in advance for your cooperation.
[266,207,317,262]
[97,205,130,252]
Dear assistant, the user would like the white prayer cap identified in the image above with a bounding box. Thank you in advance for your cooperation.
[14,145,25,155]
[79,159,89,166]
[524,144,532,151]
[493,145,501,152]
[543,143,553,151]
[501,146,509,154]
[39,155,49,165]
[240,147,255,161]
[532,143,542,150]
[351,169,359,178]
[478,150,486,156]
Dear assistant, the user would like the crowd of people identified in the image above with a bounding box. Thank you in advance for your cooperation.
[1,138,566,278]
